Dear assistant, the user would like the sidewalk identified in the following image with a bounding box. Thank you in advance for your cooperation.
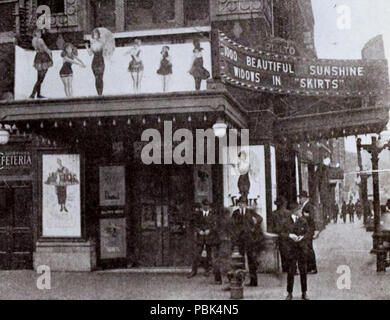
[0,220,389,299]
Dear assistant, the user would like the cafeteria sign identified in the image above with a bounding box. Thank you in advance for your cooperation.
[0,151,32,170]
[219,32,389,96]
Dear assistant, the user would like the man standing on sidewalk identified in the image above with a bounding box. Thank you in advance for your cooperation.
[230,197,263,287]
[187,199,222,284]
[348,201,355,223]
[273,196,291,273]
[341,200,347,223]
[281,201,310,300]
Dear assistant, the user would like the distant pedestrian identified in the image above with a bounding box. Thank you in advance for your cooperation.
[348,202,355,223]
[333,201,339,223]
[341,201,347,223]
[355,200,363,220]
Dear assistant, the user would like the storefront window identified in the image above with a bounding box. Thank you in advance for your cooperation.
[184,0,209,24]
[125,0,175,29]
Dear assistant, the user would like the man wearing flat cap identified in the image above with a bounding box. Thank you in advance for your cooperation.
[230,197,263,287]
[188,199,222,284]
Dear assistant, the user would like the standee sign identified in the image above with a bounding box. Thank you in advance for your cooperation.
[219,32,389,96]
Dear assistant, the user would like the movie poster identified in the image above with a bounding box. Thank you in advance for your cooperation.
[100,218,127,259]
[99,166,126,207]
[42,154,81,237]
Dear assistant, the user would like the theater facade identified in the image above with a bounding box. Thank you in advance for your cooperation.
[0,0,388,271]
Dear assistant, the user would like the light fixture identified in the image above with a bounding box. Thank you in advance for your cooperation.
[0,124,10,145]
[376,128,390,149]
[323,156,331,166]
[212,117,227,138]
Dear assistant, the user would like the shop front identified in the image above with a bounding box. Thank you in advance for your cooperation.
[0,136,34,269]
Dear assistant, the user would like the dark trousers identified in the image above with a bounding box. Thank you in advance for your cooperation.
[342,214,346,223]
[278,239,288,273]
[191,242,221,281]
[306,239,317,272]
[349,213,354,222]
[237,241,258,284]
[287,245,307,293]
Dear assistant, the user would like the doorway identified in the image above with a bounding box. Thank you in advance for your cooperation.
[134,165,194,267]
[0,181,33,269]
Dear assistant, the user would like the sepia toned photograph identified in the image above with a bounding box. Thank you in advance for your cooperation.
[0,0,390,309]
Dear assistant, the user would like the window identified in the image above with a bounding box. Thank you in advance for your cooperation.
[37,0,65,14]
[0,3,15,32]
[125,0,175,28]
[184,0,209,24]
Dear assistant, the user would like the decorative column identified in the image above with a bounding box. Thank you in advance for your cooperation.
[115,0,125,32]
[249,109,279,273]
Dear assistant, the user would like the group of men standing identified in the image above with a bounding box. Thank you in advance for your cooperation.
[187,198,263,288]
[340,200,363,223]
[187,195,317,300]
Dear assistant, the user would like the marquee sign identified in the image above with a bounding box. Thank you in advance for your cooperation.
[219,32,389,97]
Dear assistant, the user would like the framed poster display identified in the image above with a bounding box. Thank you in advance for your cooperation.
[100,218,127,259]
[41,153,82,238]
[99,166,126,207]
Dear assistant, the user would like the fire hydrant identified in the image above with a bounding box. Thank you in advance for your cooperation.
[227,245,246,299]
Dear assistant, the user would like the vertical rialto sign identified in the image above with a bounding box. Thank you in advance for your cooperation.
[218,31,389,97]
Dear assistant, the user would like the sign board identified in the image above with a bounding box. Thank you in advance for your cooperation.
[219,32,389,97]
[0,151,32,170]
[217,0,272,24]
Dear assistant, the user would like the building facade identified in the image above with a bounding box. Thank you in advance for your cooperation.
[0,0,388,271]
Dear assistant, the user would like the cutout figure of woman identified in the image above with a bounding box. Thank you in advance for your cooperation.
[157,45,172,92]
[125,39,144,93]
[56,158,69,213]
[30,29,53,99]
[59,43,85,97]
[86,29,105,95]
[189,39,210,91]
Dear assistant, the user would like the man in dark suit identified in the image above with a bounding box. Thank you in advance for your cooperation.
[188,199,222,284]
[273,196,290,273]
[281,201,310,300]
[348,201,355,223]
[230,197,263,287]
[333,201,339,223]
[356,200,363,220]
[302,200,318,274]
[341,200,347,223]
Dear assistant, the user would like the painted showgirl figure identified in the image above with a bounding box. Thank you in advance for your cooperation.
[30,29,53,99]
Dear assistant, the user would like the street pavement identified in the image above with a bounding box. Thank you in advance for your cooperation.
[0,219,389,300]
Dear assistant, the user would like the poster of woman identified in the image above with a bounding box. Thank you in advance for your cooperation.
[42,154,81,237]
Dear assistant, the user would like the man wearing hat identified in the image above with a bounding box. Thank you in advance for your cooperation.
[272,195,290,273]
[281,201,310,300]
[230,197,263,287]
[188,199,222,284]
